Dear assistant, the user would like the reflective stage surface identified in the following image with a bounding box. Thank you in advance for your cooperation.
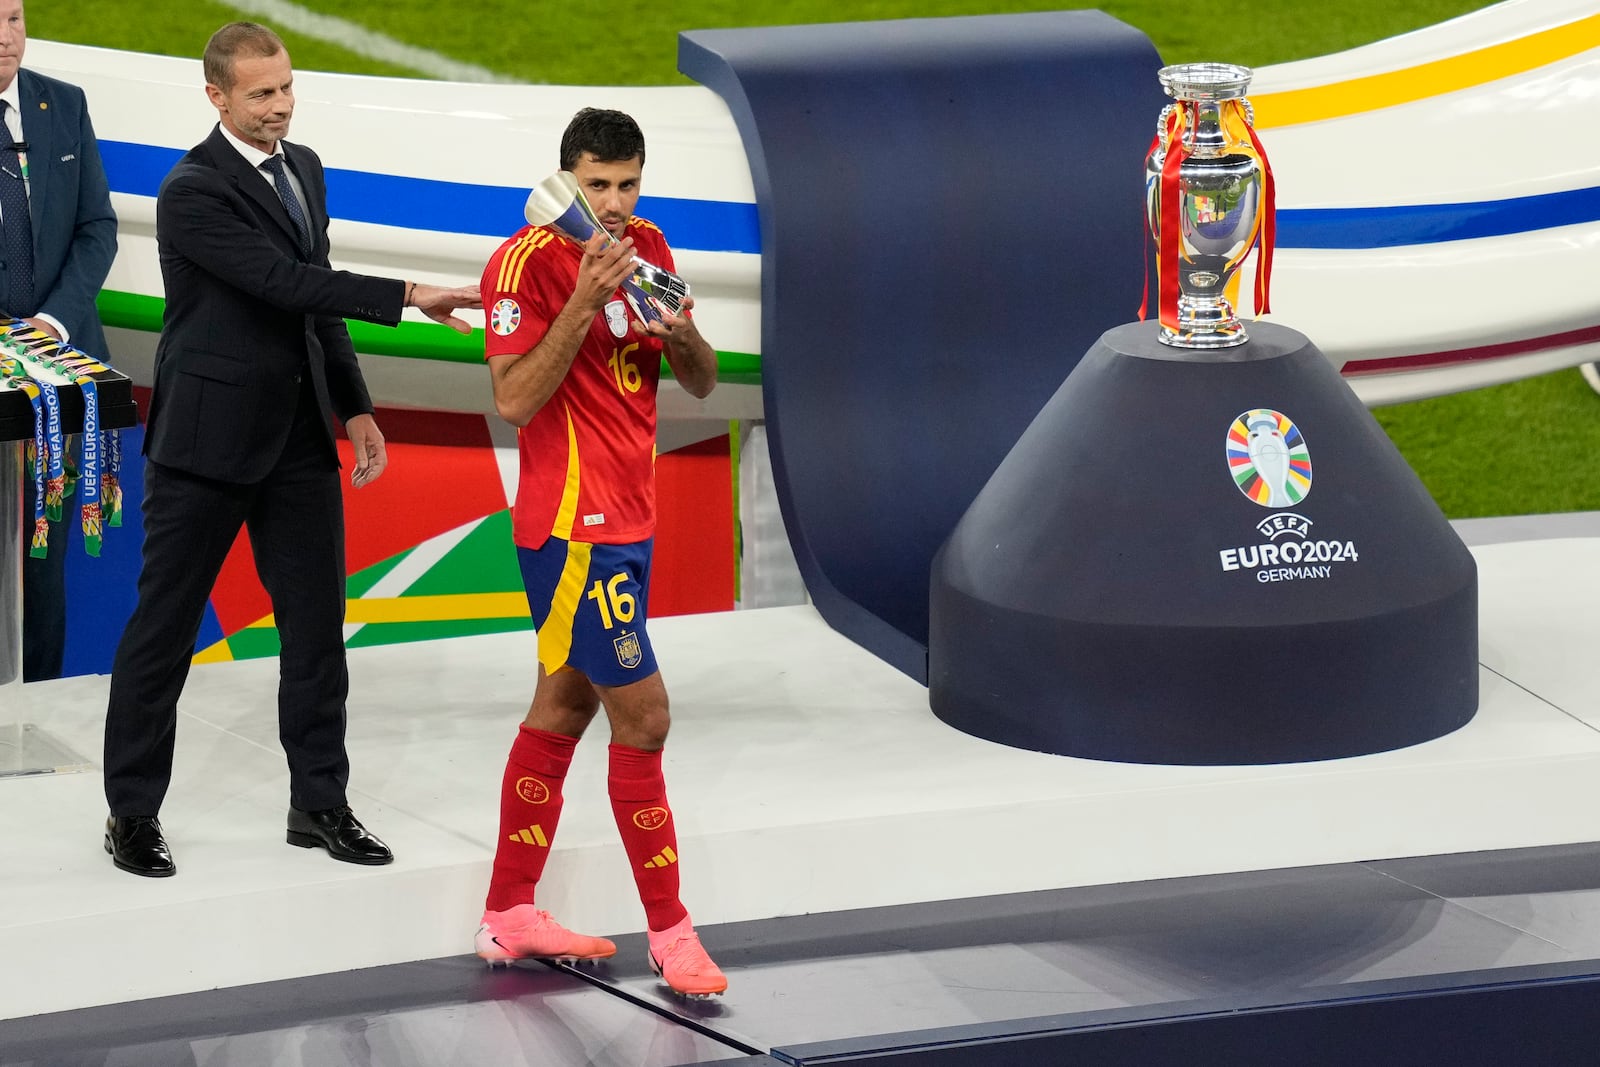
[3,516,1599,1064]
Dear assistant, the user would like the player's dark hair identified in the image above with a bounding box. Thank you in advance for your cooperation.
[203,22,286,91]
[560,108,646,170]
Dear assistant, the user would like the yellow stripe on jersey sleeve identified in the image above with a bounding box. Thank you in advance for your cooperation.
[496,228,556,293]
[495,234,534,293]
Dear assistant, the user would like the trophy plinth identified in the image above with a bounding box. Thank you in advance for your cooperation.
[927,322,1479,764]
[925,62,1474,764]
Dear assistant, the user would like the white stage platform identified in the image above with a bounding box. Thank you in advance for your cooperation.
[3,534,1600,1022]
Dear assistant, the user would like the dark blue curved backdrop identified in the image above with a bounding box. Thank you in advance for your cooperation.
[681,14,1166,681]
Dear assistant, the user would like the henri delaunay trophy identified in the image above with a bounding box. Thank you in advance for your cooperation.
[1144,62,1276,349]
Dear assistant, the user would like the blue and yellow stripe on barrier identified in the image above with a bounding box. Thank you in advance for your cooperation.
[94,11,1600,318]
[97,140,761,253]
[1251,12,1600,128]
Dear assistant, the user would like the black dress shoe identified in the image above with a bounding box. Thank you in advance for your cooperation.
[104,815,176,877]
[287,805,393,865]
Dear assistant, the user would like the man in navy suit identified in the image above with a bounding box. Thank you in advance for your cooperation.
[0,0,119,682]
[101,21,479,877]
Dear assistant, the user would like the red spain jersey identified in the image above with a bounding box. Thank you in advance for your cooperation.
[482,217,676,549]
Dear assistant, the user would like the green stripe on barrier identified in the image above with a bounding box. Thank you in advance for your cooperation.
[96,288,763,385]
[98,288,163,331]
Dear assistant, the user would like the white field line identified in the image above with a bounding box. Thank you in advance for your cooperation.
[219,0,513,83]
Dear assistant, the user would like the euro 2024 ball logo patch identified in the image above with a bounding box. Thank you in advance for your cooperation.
[490,297,521,336]
[1226,409,1312,508]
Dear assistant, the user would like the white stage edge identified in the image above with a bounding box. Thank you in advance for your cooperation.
[2,536,1599,1021]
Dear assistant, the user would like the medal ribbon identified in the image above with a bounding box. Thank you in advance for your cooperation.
[76,373,101,554]
[106,424,122,527]
[0,354,47,554]
[36,372,63,521]
[1,321,113,552]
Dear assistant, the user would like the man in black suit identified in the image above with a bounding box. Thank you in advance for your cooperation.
[0,0,119,682]
[102,21,480,877]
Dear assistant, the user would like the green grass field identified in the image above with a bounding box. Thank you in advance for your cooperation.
[27,1,1503,83]
[29,0,1597,519]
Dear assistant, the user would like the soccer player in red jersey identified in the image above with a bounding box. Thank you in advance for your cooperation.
[474,109,725,997]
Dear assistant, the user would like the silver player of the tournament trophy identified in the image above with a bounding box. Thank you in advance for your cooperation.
[1143,62,1276,348]
[523,170,691,327]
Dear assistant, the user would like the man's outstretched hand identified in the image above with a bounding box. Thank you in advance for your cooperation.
[410,283,483,334]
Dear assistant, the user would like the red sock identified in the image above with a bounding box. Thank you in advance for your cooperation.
[608,744,688,932]
[484,726,577,913]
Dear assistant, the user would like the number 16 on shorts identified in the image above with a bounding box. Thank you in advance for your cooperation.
[518,536,659,684]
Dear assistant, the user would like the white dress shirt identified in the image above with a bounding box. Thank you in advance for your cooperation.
[216,121,311,227]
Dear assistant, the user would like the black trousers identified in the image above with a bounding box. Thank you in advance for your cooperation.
[103,386,351,816]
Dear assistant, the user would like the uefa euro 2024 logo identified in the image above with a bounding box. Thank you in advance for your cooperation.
[1226,409,1311,508]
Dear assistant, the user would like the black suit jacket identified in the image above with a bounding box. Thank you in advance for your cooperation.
[144,124,403,484]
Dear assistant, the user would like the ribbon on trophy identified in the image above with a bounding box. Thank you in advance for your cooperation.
[1222,101,1276,319]
[1136,102,1194,328]
[0,320,120,555]
[1139,79,1277,340]
[1153,100,1190,334]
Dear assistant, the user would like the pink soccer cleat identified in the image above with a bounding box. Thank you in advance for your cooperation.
[647,914,727,997]
[475,904,617,966]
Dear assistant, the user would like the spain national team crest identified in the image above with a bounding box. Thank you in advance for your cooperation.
[614,630,642,669]
[604,299,629,338]
[515,776,550,805]
[490,297,521,336]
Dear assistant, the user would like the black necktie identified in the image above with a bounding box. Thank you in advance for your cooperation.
[260,154,312,254]
[0,99,35,314]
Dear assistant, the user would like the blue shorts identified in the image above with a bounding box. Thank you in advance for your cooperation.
[518,536,658,687]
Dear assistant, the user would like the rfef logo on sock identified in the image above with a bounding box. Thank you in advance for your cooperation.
[515,776,550,804]
[633,806,669,830]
